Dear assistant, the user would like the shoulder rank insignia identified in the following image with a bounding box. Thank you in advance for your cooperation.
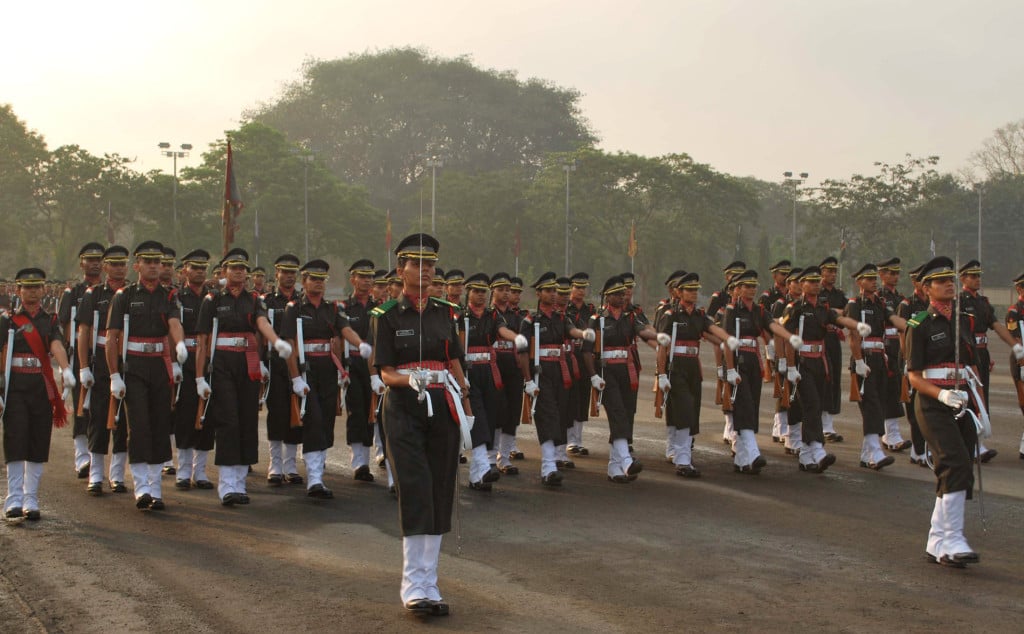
[907,309,930,328]
[370,299,398,317]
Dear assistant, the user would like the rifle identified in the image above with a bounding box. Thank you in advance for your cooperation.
[590,317,604,417]
[259,310,273,411]
[77,309,99,417]
[521,321,540,424]
[899,372,911,403]
[0,328,13,423]
[722,317,740,411]
[851,307,866,402]
[654,321,676,419]
[107,314,129,430]
[173,304,183,410]
[714,342,724,406]
[290,317,306,428]
[194,317,217,430]
[1015,358,1024,408]
[65,306,76,406]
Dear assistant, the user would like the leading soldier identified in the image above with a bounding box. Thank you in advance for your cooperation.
[338,259,379,482]
[819,256,847,442]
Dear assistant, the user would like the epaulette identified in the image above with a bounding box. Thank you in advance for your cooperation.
[907,310,930,328]
[430,297,460,308]
[370,299,398,317]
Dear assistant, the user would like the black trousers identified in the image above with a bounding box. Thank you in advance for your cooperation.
[87,374,128,454]
[905,392,925,454]
[823,333,842,415]
[883,342,905,419]
[70,351,88,438]
[300,357,339,453]
[265,356,302,445]
[209,351,260,466]
[467,363,498,449]
[796,356,827,445]
[730,351,763,433]
[602,363,637,441]
[345,357,373,446]
[665,357,701,434]
[494,352,523,436]
[570,348,589,422]
[852,352,886,436]
[532,361,569,445]
[123,357,172,464]
[383,386,459,536]
[3,374,53,463]
[173,364,216,451]
[915,393,976,497]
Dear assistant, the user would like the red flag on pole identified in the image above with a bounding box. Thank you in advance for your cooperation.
[222,140,244,256]
[385,210,392,250]
[627,219,638,258]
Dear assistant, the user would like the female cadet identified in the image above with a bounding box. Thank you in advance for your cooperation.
[374,233,473,616]
[655,273,734,477]
[906,257,1024,567]
[1,268,76,521]
[283,259,372,499]
[195,248,292,506]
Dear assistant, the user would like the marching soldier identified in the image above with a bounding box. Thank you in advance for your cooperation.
[1006,272,1024,461]
[263,254,304,485]
[251,266,268,294]
[170,249,216,490]
[372,269,390,303]
[844,263,907,470]
[373,233,470,616]
[284,260,372,498]
[338,259,379,482]
[761,260,791,443]
[444,269,465,306]
[490,273,526,473]
[58,242,104,479]
[553,277,577,468]
[428,268,445,299]
[104,242,189,510]
[877,257,911,451]
[710,261,745,444]
[519,272,594,486]
[159,245,178,476]
[76,245,131,494]
[1,268,76,521]
[655,273,733,476]
[565,272,596,457]
[819,256,847,442]
[905,257,1023,567]
[387,268,403,300]
[959,259,1019,462]
[195,248,292,506]
[773,268,805,454]
[505,276,528,462]
[781,267,867,473]
[898,262,930,465]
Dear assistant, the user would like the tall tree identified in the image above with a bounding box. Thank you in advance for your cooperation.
[971,119,1024,178]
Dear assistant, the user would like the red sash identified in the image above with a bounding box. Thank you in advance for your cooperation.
[10,314,66,428]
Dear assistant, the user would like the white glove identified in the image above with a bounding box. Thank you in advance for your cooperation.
[766,340,776,361]
[856,322,872,337]
[339,370,351,388]
[79,367,95,388]
[291,376,310,396]
[726,368,740,386]
[1013,343,1024,361]
[359,342,372,358]
[407,370,428,393]
[175,340,188,364]
[582,328,596,342]
[937,389,968,409]
[789,334,803,349]
[62,366,76,390]
[777,358,787,372]
[590,374,606,391]
[658,374,671,391]
[259,362,269,382]
[786,366,800,383]
[656,332,671,347]
[196,377,211,399]
[524,380,540,397]
[274,338,293,359]
[514,334,529,351]
[110,372,126,399]
[172,362,184,384]
[370,374,386,395]
[854,358,870,377]
[726,336,740,351]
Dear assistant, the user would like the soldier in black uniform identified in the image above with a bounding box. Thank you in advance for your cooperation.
[159,245,178,476]
[1006,272,1024,460]
[655,273,733,477]
[761,260,791,443]
[773,268,804,454]
[195,248,293,506]
[781,267,864,473]
[284,260,372,498]
[720,270,801,474]
[169,249,217,490]
[898,262,930,465]
[490,273,526,472]
[373,233,470,616]
[876,257,911,451]
[819,256,847,442]
[443,269,465,306]
[76,245,131,494]
[1,268,76,521]
[653,270,686,462]
[904,257,1023,567]
[461,273,520,490]
[564,272,596,457]
[104,242,189,511]
[58,242,104,479]
[844,263,906,470]
[428,268,445,299]
[387,268,403,300]
[262,254,305,485]
[372,269,390,303]
[959,260,1020,462]
[251,266,267,294]
[337,259,379,482]
[505,276,529,461]
[519,272,594,486]
[709,261,746,444]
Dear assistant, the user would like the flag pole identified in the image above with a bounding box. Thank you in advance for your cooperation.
[253,207,259,266]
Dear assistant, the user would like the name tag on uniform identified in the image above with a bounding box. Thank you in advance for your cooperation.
[349,315,361,323]
[130,302,145,310]
[862,309,874,317]
[396,329,415,337]
[931,332,947,342]
[217,305,232,313]
[183,307,194,314]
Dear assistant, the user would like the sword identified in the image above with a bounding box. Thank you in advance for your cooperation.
[730,317,740,404]
[859,308,867,397]
[174,304,184,406]
[0,328,14,424]
[297,316,307,418]
[596,316,606,413]
[260,311,274,406]
[114,314,129,423]
[531,321,540,418]
[198,317,218,425]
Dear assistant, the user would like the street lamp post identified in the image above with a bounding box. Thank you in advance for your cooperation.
[425,157,443,234]
[291,148,317,262]
[158,142,192,238]
[562,160,576,273]
[782,171,809,261]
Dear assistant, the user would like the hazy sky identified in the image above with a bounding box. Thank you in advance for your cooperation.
[4,1,1021,186]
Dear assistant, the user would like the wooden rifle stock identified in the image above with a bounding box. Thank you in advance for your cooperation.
[521,393,533,424]
[589,387,599,417]
[290,393,303,428]
[194,397,206,430]
[721,382,733,412]
[715,378,724,405]
[772,367,782,399]
[899,373,910,403]
[76,384,88,417]
[779,376,791,409]
[849,371,862,402]
[654,381,664,418]
[762,354,773,384]
[1016,360,1024,408]
[369,391,379,423]
[106,395,119,430]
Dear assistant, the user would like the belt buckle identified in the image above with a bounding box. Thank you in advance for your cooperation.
[143,342,157,353]
[234,337,246,347]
